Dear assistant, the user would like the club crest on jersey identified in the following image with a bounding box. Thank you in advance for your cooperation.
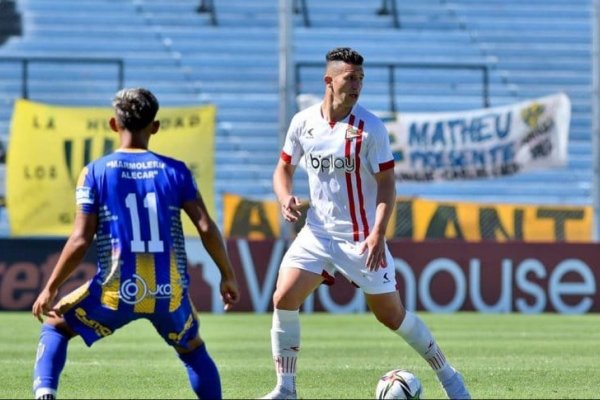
[345,126,361,140]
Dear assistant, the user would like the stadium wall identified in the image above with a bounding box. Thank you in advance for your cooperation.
[0,238,597,314]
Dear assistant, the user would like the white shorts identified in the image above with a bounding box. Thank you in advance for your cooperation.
[281,226,397,295]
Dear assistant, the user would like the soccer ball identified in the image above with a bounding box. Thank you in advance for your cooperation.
[375,369,423,399]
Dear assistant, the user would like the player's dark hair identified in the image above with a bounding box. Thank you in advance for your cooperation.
[325,47,364,66]
[112,88,159,132]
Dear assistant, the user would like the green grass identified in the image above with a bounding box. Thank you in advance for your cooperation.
[2,312,599,399]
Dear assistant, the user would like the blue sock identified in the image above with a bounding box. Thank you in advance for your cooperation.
[33,324,69,398]
[178,343,222,399]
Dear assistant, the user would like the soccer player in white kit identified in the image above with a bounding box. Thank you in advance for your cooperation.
[261,48,471,399]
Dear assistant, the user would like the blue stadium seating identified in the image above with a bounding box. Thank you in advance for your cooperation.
[0,0,594,236]
[441,0,593,202]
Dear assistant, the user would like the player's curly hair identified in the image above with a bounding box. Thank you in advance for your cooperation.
[325,47,364,66]
[112,88,159,132]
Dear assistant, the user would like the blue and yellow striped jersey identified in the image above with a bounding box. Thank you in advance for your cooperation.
[75,149,198,314]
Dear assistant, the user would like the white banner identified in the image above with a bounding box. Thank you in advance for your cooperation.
[386,92,571,181]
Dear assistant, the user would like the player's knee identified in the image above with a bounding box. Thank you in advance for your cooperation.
[272,289,287,309]
[45,315,77,339]
[175,336,204,354]
[272,289,299,310]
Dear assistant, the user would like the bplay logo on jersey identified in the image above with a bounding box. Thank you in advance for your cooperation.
[119,274,172,305]
[308,153,355,173]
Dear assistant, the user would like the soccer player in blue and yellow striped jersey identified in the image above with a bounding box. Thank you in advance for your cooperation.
[31,88,239,400]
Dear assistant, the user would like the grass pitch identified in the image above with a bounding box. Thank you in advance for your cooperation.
[2,312,599,399]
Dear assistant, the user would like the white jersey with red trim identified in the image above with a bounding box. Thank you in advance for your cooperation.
[281,102,395,242]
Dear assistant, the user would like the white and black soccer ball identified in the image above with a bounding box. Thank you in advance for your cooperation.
[375,369,423,399]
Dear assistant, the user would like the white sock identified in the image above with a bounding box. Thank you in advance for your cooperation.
[34,388,57,399]
[394,311,455,382]
[271,308,300,392]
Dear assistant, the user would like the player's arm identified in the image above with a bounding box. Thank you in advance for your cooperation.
[373,167,396,236]
[273,157,302,222]
[32,211,97,322]
[361,167,396,271]
[183,196,239,310]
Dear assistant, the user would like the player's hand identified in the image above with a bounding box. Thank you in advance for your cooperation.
[359,232,387,272]
[32,287,59,323]
[220,278,240,311]
[280,195,302,223]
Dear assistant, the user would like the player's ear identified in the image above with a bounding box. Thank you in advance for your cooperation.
[109,117,119,133]
[324,75,333,85]
[151,120,160,134]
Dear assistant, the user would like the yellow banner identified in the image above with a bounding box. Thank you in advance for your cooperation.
[223,193,592,242]
[391,197,592,242]
[223,194,281,239]
[7,99,215,236]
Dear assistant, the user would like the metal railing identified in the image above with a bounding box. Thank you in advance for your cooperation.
[292,0,399,29]
[0,56,124,99]
[193,0,396,29]
[377,0,400,29]
[293,0,310,27]
[196,0,218,26]
[295,61,491,113]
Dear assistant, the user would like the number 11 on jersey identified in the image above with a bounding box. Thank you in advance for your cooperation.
[125,192,164,253]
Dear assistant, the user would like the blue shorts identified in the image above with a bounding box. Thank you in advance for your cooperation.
[57,281,199,349]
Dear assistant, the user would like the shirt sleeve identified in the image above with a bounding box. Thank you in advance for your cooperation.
[281,113,304,165]
[179,163,200,203]
[367,119,395,173]
[76,165,98,214]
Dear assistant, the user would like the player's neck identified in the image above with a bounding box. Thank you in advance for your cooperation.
[119,132,150,150]
[321,100,353,124]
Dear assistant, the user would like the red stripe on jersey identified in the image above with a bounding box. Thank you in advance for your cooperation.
[354,120,369,238]
[280,151,292,164]
[345,115,360,241]
[379,159,395,171]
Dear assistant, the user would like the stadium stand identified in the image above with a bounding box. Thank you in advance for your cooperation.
[0,0,207,234]
[0,0,594,235]
[289,0,593,205]
[444,0,593,203]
